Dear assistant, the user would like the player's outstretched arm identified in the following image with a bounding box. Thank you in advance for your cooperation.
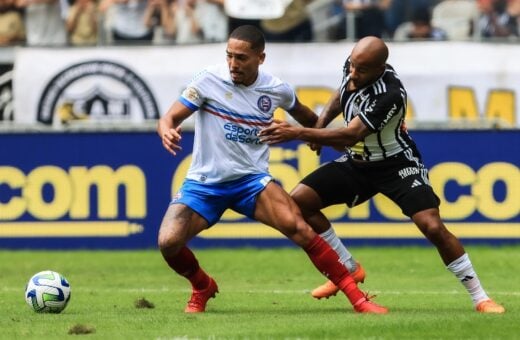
[157,101,194,156]
[259,116,370,147]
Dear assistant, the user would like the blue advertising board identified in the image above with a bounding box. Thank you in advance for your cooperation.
[0,130,519,249]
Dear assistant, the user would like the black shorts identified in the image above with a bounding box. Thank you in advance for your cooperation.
[300,151,440,217]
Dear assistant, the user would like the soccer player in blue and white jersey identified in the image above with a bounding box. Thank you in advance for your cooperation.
[259,36,505,314]
[157,25,387,314]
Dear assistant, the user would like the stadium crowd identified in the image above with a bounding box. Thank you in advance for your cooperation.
[0,0,519,46]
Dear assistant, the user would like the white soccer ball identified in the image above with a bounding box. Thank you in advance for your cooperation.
[25,270,71,313]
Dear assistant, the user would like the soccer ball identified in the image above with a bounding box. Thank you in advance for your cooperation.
[25,270,71,313]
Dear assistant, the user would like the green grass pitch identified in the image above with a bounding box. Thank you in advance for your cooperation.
[1,246,518,339]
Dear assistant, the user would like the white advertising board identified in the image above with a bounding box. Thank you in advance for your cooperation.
[13,41,520,127]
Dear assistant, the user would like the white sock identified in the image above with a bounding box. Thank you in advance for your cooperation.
[319,227,357,273]
[446,253,489,305]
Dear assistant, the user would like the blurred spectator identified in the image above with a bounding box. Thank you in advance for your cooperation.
[260,0,314,42]
[198,0,227,42]
[99,0,153,43]
[144,0,173,43]
[508,0,520,35]
[18,0,67,46]
[431,0,478,40]
[66,0,98,45]
[474,0,518,38]
[385,0,441,37]
[393,6,447,40]
[326,0,348,40]
[343,0,392,39]
[170,0,203,44]
[0,0,25,45]
[146,0,227,45]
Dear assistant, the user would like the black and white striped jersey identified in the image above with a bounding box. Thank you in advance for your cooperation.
[340,63,416,161]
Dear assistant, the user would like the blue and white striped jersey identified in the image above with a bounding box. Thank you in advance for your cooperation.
[180,63,296,183]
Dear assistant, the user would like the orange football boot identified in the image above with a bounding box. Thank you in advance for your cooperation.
[184,277,219,313]
[476,299,505,314]
[353,294,389,314]
[311,261,366,299]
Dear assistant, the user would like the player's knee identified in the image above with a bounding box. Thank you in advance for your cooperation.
[274,213,301,237]
[158,229,184,255]
[290,184,321,213]
[283,219,315,246]
[290,190,305,209]
[280,218,299,236]
[421,222,449,244]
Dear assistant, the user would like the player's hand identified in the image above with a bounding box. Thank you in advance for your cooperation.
[259,120,298,144]
[308,142,322,156]
[160,125,183,156]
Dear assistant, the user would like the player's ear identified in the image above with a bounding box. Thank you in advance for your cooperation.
[258,52,266,65]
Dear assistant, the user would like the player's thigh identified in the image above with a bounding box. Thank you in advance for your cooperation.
[172,179,229,226]
[290,183,323,213]
[158,203,209,247]
[254,182,307,235]
[377,155,440,217]
[392,185,441,218]
[300,161,375,208]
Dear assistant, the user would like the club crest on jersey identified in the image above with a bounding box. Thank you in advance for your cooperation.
[257,95,272,113]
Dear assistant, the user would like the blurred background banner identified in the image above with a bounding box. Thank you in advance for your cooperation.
[0,130,518,249]
[12,42,520,128]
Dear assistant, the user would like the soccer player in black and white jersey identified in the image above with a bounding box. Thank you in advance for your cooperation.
[259,36,505,314]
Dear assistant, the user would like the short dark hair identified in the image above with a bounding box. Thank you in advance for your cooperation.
[229,25,265,52]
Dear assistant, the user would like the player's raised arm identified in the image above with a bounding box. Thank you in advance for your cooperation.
[157,100,194,156]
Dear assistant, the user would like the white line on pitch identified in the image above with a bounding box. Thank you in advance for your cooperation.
[4,287,519,296]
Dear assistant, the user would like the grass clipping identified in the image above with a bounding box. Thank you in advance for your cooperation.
[68,324,96,335]
[134,297,155,309]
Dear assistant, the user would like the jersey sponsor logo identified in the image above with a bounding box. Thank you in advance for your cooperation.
[37,60,159,126]
[398,167,420,179]
[257,95,272,113]
[378,103,398,130]
[223,122,262,145]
